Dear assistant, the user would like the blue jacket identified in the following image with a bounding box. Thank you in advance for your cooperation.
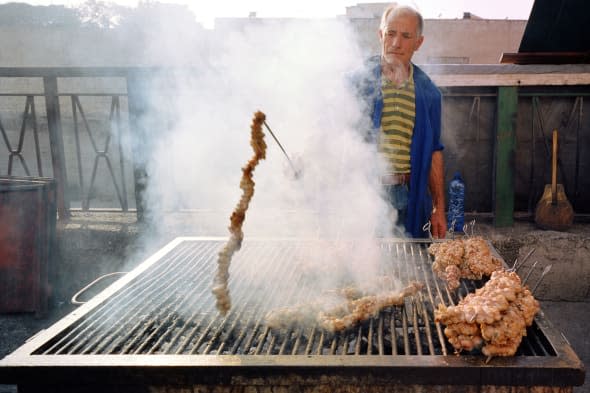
[352,56,443,238]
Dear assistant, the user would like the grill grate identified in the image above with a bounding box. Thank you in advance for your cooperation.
[33,238,555,358]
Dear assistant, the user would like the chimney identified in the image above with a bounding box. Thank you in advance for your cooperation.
[463,12,482,20]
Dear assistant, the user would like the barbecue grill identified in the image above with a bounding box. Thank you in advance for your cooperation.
[0,237,585,393]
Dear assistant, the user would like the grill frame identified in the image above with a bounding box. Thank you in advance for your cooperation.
[0,237,585,390]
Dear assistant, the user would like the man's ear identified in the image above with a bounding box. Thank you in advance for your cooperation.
[414,35,424,51]
[377,29,384,42]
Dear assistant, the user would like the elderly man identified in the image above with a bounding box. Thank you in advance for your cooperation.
[353,3,446,238]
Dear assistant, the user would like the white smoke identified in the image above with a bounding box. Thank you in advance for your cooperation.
[132,18,401,308]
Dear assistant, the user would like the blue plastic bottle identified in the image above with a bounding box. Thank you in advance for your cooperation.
[447,172,465,232]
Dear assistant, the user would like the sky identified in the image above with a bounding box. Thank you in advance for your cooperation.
[4,0,536,28]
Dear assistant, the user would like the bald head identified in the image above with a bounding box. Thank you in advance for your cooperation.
[380,4,424,37]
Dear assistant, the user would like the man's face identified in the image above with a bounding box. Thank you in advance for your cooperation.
[379,12,424,67]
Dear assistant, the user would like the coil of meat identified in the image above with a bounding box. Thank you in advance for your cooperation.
[265,280,424,333]
[434,269,540,357]
[212,111,267,315]
[428,236,502,290]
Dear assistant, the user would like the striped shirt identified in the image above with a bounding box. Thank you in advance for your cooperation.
[379,64,415,174]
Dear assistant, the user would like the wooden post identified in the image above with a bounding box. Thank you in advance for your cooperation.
[43,76,70,220]
[494,86,518,227]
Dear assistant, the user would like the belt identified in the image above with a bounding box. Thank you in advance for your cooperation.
[381,173,411,185]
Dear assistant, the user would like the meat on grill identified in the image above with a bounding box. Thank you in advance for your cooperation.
[428,236,502,290]
[266,280,424,332]
[212,111,267,315]
[434,269,540,357]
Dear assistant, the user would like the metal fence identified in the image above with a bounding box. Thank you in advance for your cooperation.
[1,68,589,221]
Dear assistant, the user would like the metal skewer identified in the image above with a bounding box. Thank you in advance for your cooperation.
[511,247,536,272]
[448,219,456,239]
[262,121,301,179]
[531,264,552,295]
[422,221,433,240]
[462,219,476,237]
[521,260,539,285]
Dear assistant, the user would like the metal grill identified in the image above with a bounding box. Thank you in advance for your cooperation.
[33,238,551,357]
[0,237,585,392]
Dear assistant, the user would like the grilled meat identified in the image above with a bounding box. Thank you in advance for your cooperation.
[213,111,267,315]
[428,237,502,290]
[435,269,540,357]
[266,280,424,332]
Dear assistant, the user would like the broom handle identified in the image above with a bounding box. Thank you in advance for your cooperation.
[551,129,557,205]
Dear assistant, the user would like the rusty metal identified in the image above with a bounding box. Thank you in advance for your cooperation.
[0,237,585,392]
[0,176,56,316]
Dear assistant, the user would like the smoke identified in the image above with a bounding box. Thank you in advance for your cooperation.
[128,18,402,313]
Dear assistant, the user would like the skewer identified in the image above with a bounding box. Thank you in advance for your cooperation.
[448,219,456,239]
[511,247,536,272]
[531,265,552,295]
[422,221,433,240]
[462,219,476,237]
[521,260,539,285]
[262,121,301,179]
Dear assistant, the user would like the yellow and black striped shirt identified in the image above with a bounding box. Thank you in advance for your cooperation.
[379,64,415,174]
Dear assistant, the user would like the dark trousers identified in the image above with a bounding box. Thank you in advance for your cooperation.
[384,184,409,237]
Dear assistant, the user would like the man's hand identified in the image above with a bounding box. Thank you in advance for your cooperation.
[430,207,446,239]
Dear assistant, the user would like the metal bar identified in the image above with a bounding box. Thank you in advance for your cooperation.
[262,120,299,178]
[104,157,126,210]
[390,312,397,355]
[43,76,70,219]
[520,92,590,97]
[408,243,436,355]
[291,328,303,355]
[401,304,410,354]
[367,318,374,355]
[342,331,350,355]
[377,316,384,355]
[329,334,338,355]
[71,95,85,209]
[0,116,13,154]
[0,93,128,97]
[84,156,100,211]
[125,71,149,221]
[113,96,129,211]
[304,328,315,355]
[29,97,44,176]
[354,326,362,355]
[314,330,324,355]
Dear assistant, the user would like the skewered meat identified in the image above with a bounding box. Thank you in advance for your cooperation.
[319,281,424,332]
[435,270,540,357]
[266,280,424,333]
[212,111,267,315]
[428,237,502,290]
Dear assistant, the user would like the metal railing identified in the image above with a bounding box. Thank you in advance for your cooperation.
[0,68,150,220]
[1,67,589,221]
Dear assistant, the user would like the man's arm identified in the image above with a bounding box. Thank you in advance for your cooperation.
[428,150,446,238]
